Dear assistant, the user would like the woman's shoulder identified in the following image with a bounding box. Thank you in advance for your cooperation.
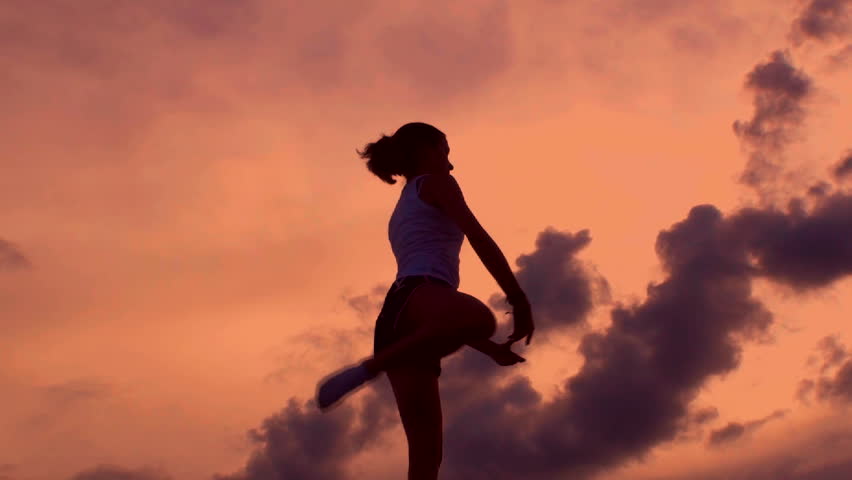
[417,174,459,207]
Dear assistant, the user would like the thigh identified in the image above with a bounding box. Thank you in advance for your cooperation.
[387,364,442,455]
[401,281,495,335]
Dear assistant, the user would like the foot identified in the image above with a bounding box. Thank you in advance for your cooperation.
[488,342,526,366]
[469,339,526,366]
[316,362,376,411]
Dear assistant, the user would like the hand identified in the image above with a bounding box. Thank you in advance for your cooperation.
[505,298,534,346]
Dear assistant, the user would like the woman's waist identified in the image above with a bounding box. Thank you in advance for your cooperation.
[392,274,455,290]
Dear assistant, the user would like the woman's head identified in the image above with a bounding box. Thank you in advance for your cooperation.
[357,122,453,185]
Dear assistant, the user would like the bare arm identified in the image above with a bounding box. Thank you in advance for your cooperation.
[420,174,528,305]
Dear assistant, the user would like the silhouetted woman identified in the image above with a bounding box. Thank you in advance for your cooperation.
[316,122,534,480]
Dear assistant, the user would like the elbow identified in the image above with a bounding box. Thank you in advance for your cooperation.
[464,226,489,246]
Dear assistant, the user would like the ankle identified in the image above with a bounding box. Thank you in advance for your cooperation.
[467,338,496,356]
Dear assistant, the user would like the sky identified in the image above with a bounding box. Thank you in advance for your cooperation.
[1,1,851,479]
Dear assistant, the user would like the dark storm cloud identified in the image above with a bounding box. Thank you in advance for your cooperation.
[733,51,813,189]
[443,191,848,475]
[487,228,610,339]
[833,152,852,180]
[429,205,774,479]
[726,193,852,291]
[706,409,787,447]
[790,0,852,44]
[214,386,398,480]
[0,238,30,271]
[513,205,772,478]
[69,465,172,480]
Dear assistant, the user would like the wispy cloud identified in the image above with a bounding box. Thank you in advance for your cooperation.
[707,409,788,447]
[0,238,30,271]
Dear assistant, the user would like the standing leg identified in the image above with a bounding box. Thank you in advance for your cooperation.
[387,364,442,480]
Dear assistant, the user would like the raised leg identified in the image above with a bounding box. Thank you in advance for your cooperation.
[363,283,496,375]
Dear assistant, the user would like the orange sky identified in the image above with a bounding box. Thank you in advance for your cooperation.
[2,1,851,479]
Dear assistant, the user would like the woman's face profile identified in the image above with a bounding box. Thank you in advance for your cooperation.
[428,137,453,174]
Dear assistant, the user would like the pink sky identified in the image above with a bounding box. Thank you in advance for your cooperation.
[2,1,851,479]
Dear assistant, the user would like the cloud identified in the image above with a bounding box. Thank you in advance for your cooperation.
[833,151,852,180]
[815,335,850,374]
[0,2,242,153]
[733,50,813,191]
[380,194,847,479]
[651,421,852,480]
[708,422,746,446]
[214,386,398,480]
[0,238,30,271]
[501,205,772,478]
[672,406,722,442]
[340,284,391,320]
[68,465,172,480]
[706,409,788,447]
[20,378,114,431]
[828,42,852,66]
[385,205,776,479]
[39,378,113,405]
[808,181,833,197]
[47,2,851,479]
[798,336,852,405]
[375,0,513,103]
[727,193,852,291]
[815,361,852,402]
[692,407,721,425]
[790,0,852,45]
[221,189,851,479]
[487,228,610,340]
[219,224,604,480]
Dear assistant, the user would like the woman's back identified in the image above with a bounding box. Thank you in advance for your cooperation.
[389,173,464,289]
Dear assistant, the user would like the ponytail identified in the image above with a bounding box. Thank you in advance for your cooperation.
[357,134,402,185]
[357,122,445,185]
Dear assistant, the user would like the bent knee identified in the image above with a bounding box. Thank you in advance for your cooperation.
[459,294,497,337]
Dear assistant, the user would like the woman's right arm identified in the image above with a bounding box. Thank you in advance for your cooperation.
[420,174,534,344]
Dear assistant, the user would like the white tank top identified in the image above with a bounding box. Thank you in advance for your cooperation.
[388,174,464,289]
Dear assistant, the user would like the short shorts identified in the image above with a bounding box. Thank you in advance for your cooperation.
[373,274,454,377]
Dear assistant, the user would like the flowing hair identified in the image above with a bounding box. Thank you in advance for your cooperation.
[357,122,445,185]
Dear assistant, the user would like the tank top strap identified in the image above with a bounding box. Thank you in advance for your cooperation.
[412,174,433,197]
